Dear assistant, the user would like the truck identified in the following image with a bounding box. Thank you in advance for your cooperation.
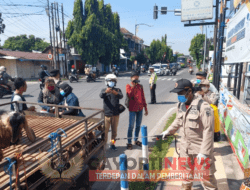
[0,101,106,190]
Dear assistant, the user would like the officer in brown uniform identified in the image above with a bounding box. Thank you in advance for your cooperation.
[196,79,219,105]
[161,79,217,190]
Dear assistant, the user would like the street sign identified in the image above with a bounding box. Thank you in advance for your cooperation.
[161,7,167,15]
[48,54,53,60]
[181,0,213,22]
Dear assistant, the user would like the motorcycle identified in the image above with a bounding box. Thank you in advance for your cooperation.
[86,73,96,82]
[69,73,79,83]
[141,67,146,73]
[164,68,170,76]
[170,68,177,76]
[112,70,119,76]
[189,68,193,75]
[0,84,13,98]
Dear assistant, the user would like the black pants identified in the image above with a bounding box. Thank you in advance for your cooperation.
[150,84,156,103]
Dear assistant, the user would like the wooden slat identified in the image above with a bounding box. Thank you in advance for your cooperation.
[0,115,103,189]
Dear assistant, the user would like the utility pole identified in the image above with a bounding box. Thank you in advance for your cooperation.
[213,0,219,86]
[203,25,207,71]
[54,2,60,70]
[56,2,62,74]
[51,3,57,69]
[61,3,67,77]
[47,0,53,69]
[0,13,6,46]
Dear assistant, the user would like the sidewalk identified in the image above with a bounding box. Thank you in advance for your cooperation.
[155,133,244,190]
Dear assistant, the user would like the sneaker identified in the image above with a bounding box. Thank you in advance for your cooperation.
[109,144,117,151]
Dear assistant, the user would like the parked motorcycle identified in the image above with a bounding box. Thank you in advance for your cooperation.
[69,73,79,83]
[170,68,177,76]
[164,68,170,76]
[0,84,13,98]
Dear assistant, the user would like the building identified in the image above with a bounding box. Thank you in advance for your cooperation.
[0,49,51,79]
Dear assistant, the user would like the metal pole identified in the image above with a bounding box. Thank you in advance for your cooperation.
[141,125,149,183]
[119,154,128,190]
[203,25,207,71]
[55,2,60,70]
[213,0,219,86]
[61,3,67,77]
[217,6,227,90]
[47,0,53,69]
[237,63,243,99]
[56,2,62,75]
[51,3,57,69]
[233,64,239,96]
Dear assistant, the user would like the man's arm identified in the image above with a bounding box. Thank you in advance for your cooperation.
[37,91,50,111]
[100,88,107,99]
[114,88,123,99]
[203,92,219,105]
[150,73,155,87]
[141,86,148,112]
[12,95,23,111]
[199,102,214,155]
[167,112,183,135]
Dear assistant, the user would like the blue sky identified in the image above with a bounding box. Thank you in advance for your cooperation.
[0,0,216,55]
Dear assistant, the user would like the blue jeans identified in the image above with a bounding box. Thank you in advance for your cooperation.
[127,110,143,144]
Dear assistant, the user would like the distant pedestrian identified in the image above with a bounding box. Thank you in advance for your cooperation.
[126,71,148,150]
[149,66,158,104]
[100,74,123,151]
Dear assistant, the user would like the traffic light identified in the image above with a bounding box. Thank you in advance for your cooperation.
[161,7,167,15]
[154,5,158,19]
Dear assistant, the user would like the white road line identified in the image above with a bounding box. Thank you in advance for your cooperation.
[168,78,172,81]
[173,78,177,81]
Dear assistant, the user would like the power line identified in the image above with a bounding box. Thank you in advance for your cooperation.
[0,4,46,7]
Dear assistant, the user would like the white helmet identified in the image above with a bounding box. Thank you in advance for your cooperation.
[0,66,6,72]
[105,74,117,86]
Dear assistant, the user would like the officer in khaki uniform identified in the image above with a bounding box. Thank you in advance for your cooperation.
[161,79,217,190]
[196,79,219,105]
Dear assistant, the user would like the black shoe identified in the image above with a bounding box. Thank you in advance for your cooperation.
[149,102,155,104]
[109,144,117,151]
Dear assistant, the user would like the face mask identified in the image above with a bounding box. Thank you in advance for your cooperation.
[201,87,209,93]
[196,79,201,84]
[108,81,115,88]
[60,90,65,96]
[178,95,188,103]
[48,86,55,91]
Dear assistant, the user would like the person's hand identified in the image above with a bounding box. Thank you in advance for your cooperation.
[196,153,207,165]
[112,90,118,95]
[106,88,112,93]
[28,106,36,111]
[161,128,171,139]
[144,110,148,116]
[150,86,152,90]
[59,112,63,115]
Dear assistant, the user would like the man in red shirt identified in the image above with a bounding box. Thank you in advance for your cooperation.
[126,71,148,150]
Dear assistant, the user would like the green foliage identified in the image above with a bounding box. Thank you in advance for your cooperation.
[146,36,175,64]
[66,0,127,67]
[3,34,49,52]
[189,34,205,69]
[136,51,147,65]
[130,55,135,62]
[209,45,214,51]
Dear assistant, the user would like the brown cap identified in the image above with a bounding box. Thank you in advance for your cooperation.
[199,79,210,86]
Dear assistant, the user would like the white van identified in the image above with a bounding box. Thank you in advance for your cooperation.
[147,63,164,76]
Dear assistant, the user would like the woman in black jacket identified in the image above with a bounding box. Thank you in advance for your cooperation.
[38,77,63,113]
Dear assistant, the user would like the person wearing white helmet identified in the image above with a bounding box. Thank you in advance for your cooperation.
[100,74,123,151]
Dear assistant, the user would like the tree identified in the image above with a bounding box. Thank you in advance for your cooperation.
[136,51,147,65]
[130,56,135,63]
[189,34,205,69]
[3,34,49,52]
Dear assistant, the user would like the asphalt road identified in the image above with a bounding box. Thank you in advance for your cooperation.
[0,68,196,189]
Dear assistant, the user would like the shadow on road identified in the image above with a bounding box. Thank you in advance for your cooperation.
[152,101,177,105]
[0,96,12,99]
[23,94,34,98]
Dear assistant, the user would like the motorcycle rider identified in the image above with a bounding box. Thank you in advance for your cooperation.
[39,65,50,83]
[0,66,14,89]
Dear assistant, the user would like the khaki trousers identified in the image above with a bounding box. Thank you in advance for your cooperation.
[104,115,119,145]
[180,151,218,190]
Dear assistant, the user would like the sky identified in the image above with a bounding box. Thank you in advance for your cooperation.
[0,0,217,55]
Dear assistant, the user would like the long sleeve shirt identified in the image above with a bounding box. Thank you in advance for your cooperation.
[126,84,147,112]
[149,72,157,87]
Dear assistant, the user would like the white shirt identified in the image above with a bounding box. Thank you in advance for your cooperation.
[12,94,23,111]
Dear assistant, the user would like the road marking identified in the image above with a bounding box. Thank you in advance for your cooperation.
[173,78,177,81]
[162,78,167,80]
[168,78,172,81]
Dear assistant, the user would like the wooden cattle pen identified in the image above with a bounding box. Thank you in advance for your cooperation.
[0,101,106,190]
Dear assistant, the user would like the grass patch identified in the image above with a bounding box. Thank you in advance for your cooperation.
[129,113,176,190]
